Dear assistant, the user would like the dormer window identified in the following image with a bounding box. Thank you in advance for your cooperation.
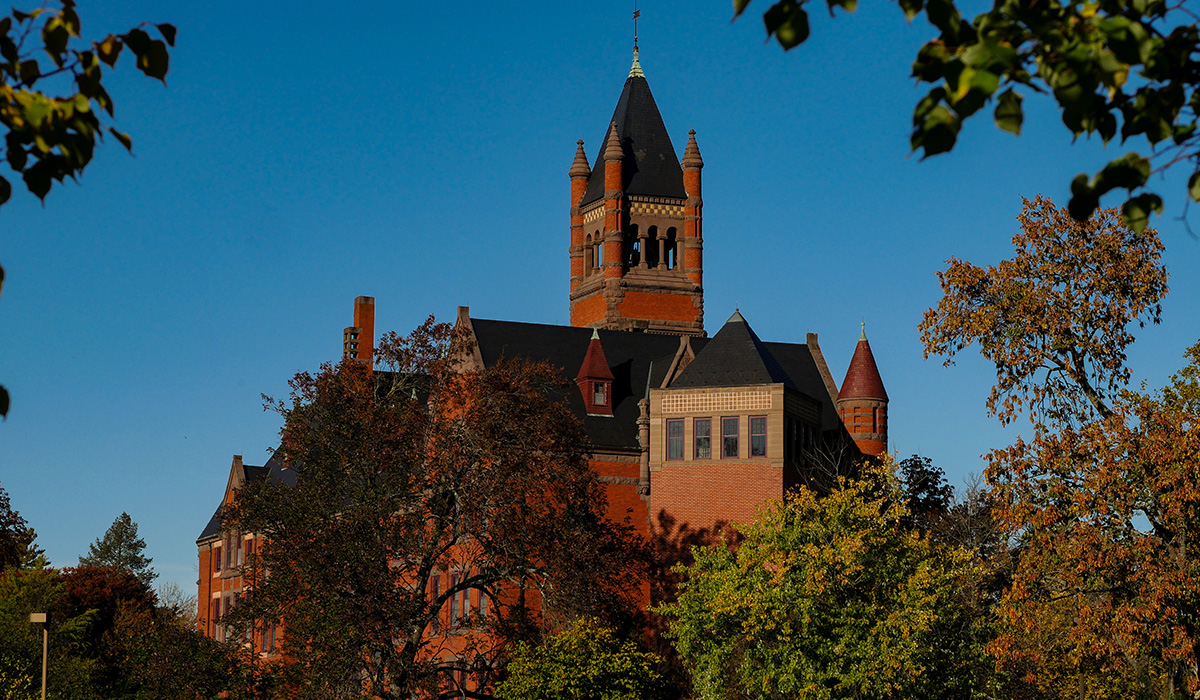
[593,382,608,406]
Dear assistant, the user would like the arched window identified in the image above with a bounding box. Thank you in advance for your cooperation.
[646,226,659,268]
[584,234,594,276]
[666,227,678,269]
[626,224,640,267]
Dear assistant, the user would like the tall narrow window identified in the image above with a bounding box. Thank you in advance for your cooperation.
[694,418,711,459]
[751,416,767,457]
[478,590,488,620]
[593,382,608,406]
[430,574,441,633]
[722,417,739,458]
[213,546,222,573]
[666,419,684,460]
[449,574,461,629]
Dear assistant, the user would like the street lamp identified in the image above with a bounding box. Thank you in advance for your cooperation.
[29,612,47,700]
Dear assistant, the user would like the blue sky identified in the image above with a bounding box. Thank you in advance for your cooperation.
[2,1,1198,594]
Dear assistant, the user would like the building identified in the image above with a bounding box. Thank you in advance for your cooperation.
[196,44,888,668]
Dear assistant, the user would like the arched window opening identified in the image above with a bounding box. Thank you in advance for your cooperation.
[626,224,640,267]
[595,241,603,270]
[647,226,659,268]
[584,234,594,276]
[666,227,678,269]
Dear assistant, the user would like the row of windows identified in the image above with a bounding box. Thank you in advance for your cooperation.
[208,595,278,653]
[665,416,768,461]
[583,224,680,275]
[211,534,253,574]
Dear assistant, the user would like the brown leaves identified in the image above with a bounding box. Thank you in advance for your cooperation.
[920,195,1167,429]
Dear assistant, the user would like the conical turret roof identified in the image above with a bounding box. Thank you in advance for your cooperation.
[577,328,615,382]
[579,55,686,207]
[838,325,888,401]
[672,311,796,389]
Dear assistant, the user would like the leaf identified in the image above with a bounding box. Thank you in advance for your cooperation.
[18,59,39,84]
[135,38,168,81]
[0,385,8,419]
[108,127,132,152]
[1122,193,1162,234]
[994,88,1024,135]
[156,23,176,46]
[96,34,122,66]
[6,139,25,171]
[763,1,810,50]
[0,175,10,205]
[1068,173,1099,222]
[1189,171,1200,202]
[22,160,53,200]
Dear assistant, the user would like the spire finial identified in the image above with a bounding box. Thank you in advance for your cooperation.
[591,327,600,340]
[682,129,703,169]
[629,2,645,78]
[860,319,867,341]
[570,139,591,179]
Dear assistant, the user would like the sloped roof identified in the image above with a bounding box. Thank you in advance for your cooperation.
[576,330,615,382]
[838,333,888,401]
[671,311,798,391]
[196,452,294,542]
[579,74,686,207]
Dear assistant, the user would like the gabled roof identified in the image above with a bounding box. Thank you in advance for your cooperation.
[579,72,686,207]
[839,327,888,401]
[196,452,294,542]
[671,311,798,391]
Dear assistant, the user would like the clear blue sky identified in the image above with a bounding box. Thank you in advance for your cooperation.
[2,1,1198,595]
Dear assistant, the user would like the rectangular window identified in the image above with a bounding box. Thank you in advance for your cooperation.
[478,590,488,620]
[593,383,607,406]
[666,419,684,460]
[722,417,739,458]
[751,416,767,457]
[430,574,440,633]
[694,418,711,459]
[213,546,222,572]
[449,574,461,629]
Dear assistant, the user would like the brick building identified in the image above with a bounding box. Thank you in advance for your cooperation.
[196,46,888,667]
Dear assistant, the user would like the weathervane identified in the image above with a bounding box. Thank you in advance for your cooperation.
[633,1,640,48]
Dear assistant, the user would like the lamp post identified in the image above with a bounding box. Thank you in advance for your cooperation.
[29,612,47,700]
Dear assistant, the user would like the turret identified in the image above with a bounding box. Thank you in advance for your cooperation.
[576,329,615,417]
[681,129,703,288]
[836,323,888,456]
[569,140,591,295]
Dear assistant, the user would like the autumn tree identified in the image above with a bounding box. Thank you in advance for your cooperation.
[985,342,1200,698]
[737,0,1200,232]
[224,318,646,700]
[79,512,156,586]
[919,195,1168,428]
[656,462,988,700]
[497,618,666,700]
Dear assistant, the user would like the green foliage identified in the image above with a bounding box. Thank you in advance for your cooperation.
[78,512,156,586]
[735,0,1200,231]
[497,619,665,700]
[0,482,37,570]
[655,462,988,700]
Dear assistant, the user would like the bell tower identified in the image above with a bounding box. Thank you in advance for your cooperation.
[568,48,705,336]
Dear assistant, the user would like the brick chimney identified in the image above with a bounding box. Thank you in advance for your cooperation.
[342,296,376,367]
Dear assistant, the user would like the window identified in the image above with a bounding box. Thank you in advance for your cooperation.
[666,419,683,460]
[722,417,739,458]
[213,545,222,573]
[695,418,711,459]
[430,574,441,633]
[478,590,488,620]
[449,574,461,629]
[593,382,608,406]
[751,416,767,457]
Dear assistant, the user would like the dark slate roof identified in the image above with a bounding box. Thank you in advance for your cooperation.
[763,342,843,433]
[672,312,798,391]
[472,319,685,450]
[196,452,295,542]
[580,75,686,207]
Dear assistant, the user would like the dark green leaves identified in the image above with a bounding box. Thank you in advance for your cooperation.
[763,1,810,50]
[1123,193,1163,234]
[0,176,9,205]
[1188,171,1200,202]
[994,88,1023,134]
[0,385,8,419]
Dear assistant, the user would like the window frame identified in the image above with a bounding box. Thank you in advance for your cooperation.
[694,417,712,460]
[750,415,767,457]
[666,418,684,460]
[721,416,739,459]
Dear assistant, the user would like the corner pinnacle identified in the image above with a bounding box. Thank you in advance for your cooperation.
[570,139,591,179]
[629,45,645,78]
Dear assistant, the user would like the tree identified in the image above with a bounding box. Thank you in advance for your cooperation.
[896,454,954,534]
[919,195,1168,428]
[736,0,1200,232]
[224,318,647,700]
[0,482,36,570]
[655,462,988,700]
[79,512,156,586]
[985,341,1200,698]
[497,618,666,700]
[0,0,175,418]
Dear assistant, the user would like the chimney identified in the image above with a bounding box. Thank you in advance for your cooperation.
[343,296,376,367]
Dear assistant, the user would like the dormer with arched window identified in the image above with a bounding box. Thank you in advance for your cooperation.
[576,328,614,417]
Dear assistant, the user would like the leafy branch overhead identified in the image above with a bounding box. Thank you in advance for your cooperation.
[0,0,175,207]
[736,0,1200,232]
